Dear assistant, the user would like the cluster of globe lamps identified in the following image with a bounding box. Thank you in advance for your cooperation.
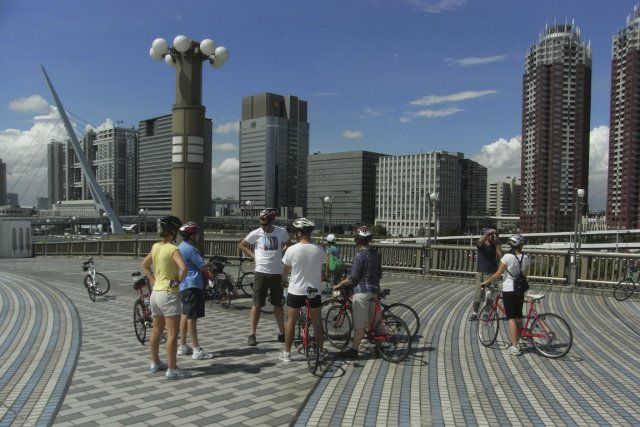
[149,35,229,68]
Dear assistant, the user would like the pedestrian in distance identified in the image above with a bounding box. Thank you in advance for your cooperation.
[333,226,382,360]
[177,222,215,360]
[279,218,325,362]
[141,215,190,379]
[238,208,291,346]
[481,234,529,356]
[324,233,346,287]
[469,228,502,321]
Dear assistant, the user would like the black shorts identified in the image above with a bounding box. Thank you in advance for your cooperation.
[502,291,523,319]
[286,293,321,309]
[252,272,284,307]
[180,288,205,319]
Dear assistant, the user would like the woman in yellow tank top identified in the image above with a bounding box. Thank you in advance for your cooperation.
[141,215,189,379]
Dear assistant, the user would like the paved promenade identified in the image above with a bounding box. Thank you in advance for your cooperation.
[0,256,639,426]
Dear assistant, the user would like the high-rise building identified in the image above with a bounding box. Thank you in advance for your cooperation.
[307,151,386,233]
[0,158,7,206]
[376,151,483,237]
[607,7,640,229]
[139,114,212,215]
[460,159,488,224]
[47,141,65,206]
[520,22,591,233]
[239,93,309,210]
[7,193,18,207]
[488,177,521,216]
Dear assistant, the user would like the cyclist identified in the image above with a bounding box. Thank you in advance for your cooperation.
[238,208,291,346]
[481,234,529,356]
[333,226,382,360]
[141,215,190,379]
[469,228,502,320]
[177,222,214,360]
[325,233,346,287]
[279,218,325,362]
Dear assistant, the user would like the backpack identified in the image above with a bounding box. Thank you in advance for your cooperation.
[328,254,346,273]
[506,254,529,294]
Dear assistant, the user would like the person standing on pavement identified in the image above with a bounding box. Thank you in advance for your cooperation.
[279,218,325,362]
[141,215,190,379]
[481,234,529,356]
[324,233,345,287]
[469,228,502,321]
[333,226,382,360]
[239,208,291,346]
[176,222,214,361]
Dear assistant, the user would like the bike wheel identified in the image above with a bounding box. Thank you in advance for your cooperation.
[375,314,412,363]
[613,278,635,301]
[529,313,573,358]
[83,275,92,289]
[324,305,352,349]
[320,299,336,325]
[477,305,499,347]
[305,316,320,375]
[94,272,111,296]
[220,288,231,309]
[239,272,255,297]
[86,276,96,302]
[382,302,420,338]
[133,300,147,344]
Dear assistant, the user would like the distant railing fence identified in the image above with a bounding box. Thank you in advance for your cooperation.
[33,239,640,292]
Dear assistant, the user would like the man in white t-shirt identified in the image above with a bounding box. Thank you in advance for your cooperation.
[279,218,325,362]
[239,208,291,346]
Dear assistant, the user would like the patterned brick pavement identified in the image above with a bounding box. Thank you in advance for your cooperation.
[0,257,638,426]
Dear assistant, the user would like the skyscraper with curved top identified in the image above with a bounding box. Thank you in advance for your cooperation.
[520,22,591,233]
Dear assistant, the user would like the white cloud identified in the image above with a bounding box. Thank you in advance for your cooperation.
[215,121,239,134]
[342,130,364,139]
[410,90,498,106]
[406,107,463,119]
[471,126,610,210]
[445,55,508,67]
[211,157,239,199]
[406,0,466,13]
[9,95,49,113]
[213,142,237,152]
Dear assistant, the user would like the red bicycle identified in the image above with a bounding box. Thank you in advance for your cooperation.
[131,272,165,345]
[291,287,323,374]
[477,291,573,358]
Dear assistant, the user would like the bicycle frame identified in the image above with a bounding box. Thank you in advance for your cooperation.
[485,293,549,339]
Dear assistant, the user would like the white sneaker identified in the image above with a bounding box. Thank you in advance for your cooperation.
[279,352,292,362]
[192,348,214,360]
[149,361,167,373]
[507,346,522,356]
[177,344,193,355]
[468,312,478,321]
[165,367,191,380]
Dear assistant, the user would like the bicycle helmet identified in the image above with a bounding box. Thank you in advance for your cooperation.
[326,233,336,243]
[258,208,276,221]
[292,217,315,234]
[179,221,200,237]
[158,215,182,233]
[508,234,525,248]
[354,226,373,243]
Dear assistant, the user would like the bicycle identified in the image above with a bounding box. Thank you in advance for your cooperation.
[207,256,255,298]
[326,288,412,362]
[477,291,573,358]
[205,258,232,309]
[289,287,323,375]
[131,272,166,345]
[614,263,639,301]
[82,257,110,302]
[322,287,421,340]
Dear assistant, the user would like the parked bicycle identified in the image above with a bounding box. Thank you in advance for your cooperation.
[205,257,232,309]
[325,288,412,362]
[614,263,639,301]
[131,272,163,345]
[477,290,573,358]
[207,255,255,298]
[322,286,421,339]
[82,257,110,302]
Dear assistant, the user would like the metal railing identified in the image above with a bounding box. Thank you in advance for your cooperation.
[32,238,640,292]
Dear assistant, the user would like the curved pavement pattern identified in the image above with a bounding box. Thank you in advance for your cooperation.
[0,258,638,426]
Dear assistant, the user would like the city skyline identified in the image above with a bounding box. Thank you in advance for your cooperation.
[1,0,638,209]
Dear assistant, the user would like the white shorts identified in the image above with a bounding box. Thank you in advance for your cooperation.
[352,292,376,330]
[150,290,181,317]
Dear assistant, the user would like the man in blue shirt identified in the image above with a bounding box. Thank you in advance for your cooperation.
[177,222,214,360]
[469,228,502,320]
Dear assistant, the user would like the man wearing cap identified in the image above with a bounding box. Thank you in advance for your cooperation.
[469,228,502,321]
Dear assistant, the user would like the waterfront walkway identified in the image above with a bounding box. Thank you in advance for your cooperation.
[0,257,638,426]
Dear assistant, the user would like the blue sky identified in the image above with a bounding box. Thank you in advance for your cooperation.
[1,0,638,210]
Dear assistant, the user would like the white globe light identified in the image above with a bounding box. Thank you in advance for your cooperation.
[200,39,217,56]
[151,38,169,55]
[210,56,223,68]
[149,47,163,61]
[214,46,229,63]
[245,200,252,206]
[164,54,176,67]
[173,35,191,52]
[324,196,332,203]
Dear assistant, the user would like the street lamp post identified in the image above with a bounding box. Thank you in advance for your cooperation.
[71,216,77,239]
[323,196,334,233]
[138,208,148,239]
[149,35,229,245]
[570,188,585,286]
[245,200,254,231]
[430,192,439,243]
[102,212,109,240]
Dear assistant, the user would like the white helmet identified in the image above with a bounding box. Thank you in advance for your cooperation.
[508,234,525,248]
[292,217,315,233]
[326,234,336,243]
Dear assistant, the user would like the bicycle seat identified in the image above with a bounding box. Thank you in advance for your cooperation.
[306,286,318,297]
[210,256,229,264]
[375,289,391,298]
[526,293,545,301]
[133,277,148,291]
[132,272,141,277]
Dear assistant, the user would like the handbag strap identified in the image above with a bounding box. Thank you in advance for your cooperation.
[506,254,525,278]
